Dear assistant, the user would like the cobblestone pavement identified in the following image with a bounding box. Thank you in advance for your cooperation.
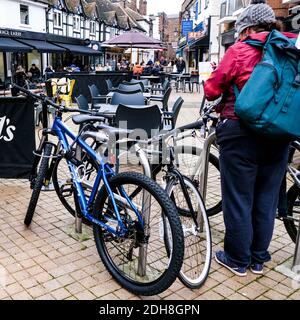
[0,91,299,300]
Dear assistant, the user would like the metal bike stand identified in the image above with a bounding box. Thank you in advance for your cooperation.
[135,145,152,277]
[199,132,217,202]
[293,219,300,269]
[75,146,83,234]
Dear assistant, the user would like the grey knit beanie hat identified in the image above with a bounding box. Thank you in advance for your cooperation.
[235,0,276,35]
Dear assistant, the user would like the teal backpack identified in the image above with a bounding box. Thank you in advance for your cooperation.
[234,30,300,140]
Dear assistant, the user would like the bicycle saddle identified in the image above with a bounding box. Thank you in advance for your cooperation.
[72,115,105,125]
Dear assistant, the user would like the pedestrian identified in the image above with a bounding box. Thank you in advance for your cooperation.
[204,0,297,277]
[176,57,186,73]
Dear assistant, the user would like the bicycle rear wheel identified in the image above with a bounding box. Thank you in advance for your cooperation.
[93,172,184,296]
[24,144,53,227]
[166,175,212,289]
[285,184,300,243]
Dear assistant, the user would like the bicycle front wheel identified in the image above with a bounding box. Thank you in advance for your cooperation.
[173,145,222,217]
[166,175,212,289]
[93,172,184,296]
[285,184,300,243]
[24,144,53,227]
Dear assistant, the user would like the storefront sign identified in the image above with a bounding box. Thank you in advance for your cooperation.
[178,36,187,48]
[181,20,193,37]
[188,31,205,40]
[0,97,35,179]
[0,29,23,38]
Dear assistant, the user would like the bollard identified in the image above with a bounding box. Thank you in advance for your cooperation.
[293,218,300,269]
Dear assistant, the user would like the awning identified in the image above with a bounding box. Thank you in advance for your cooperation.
[0,37,32,52]
[53,42,100,55]
[16,39,66,53]
[189,35,209,48]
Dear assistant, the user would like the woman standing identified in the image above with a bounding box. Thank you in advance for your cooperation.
[204,0,297,277]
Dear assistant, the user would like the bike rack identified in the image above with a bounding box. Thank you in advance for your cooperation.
[293,219,300,268]
[199,132,217,202]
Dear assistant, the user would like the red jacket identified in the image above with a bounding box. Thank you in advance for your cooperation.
[204,32,298,120]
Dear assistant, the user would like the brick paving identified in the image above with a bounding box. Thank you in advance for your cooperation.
[0,90,299,300]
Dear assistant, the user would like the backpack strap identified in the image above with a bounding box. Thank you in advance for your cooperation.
[233,84,240,98]
[244,39,265,48]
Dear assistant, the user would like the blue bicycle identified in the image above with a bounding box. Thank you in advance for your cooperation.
[14,85,184,296]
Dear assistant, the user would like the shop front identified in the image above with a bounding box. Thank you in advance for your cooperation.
[187,22,210,71]
[0,28,103,83]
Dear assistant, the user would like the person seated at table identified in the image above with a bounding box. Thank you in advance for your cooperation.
[45,65,54,73]
[29,64,41,83]
[133,62,143,75]
[152,61,162,76]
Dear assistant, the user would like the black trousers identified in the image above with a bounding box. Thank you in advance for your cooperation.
[216,119,289,267]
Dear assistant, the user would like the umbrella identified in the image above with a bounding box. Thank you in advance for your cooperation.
[103,30,162,48]
[103,30,164,63]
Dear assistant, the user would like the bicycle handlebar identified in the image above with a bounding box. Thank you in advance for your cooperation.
[12,84,94,115]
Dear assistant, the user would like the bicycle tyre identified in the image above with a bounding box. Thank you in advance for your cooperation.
[284,184,300,243]
[166,175,212,289]
[93,172,184,296]
[173,145,222,217]
[24,144,53,227]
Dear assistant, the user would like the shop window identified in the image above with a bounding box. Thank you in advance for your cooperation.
[73,16,80,32]
[54,12,62,28]
[0,53,4,82]
[90,21,96,35]
[20,4,29,25]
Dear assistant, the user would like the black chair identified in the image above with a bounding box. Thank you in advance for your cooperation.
[88,84,106,109]
[75,95,90,111]
[151,79,170,95]
[190,74,201,93]
[130,79,150,88]
[149,87,172,112]
[111,90,145,106]
[163,97,184,130]
[122,81,145,92]
[115,104,163,138]
[118,83,143,93]
[105,79,117,93]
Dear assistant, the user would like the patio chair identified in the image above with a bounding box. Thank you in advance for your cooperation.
[118,83,143,93]
[163,97,184,131]
[130,79,150,90]
[110,90,145,106]
[151,79,170,95]
[105,79,117,93]
[115,104,163,138]
[88,84,107,109]
[75,94,90,112]
[190,74,201,93]
[149,87,172,112]
[59,79,75,107]
[123,81,145,92]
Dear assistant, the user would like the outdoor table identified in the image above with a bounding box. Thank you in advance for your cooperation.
[140,76,160,85]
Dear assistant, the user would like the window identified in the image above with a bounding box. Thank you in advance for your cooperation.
[20,4,29,25]
[54,12,62,28]
[90,21,96,35]
[73,16,80,32]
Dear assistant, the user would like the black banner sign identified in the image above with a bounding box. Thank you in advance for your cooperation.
[0,97,35,179]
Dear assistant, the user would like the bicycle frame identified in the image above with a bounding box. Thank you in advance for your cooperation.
[51,115,144,237]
